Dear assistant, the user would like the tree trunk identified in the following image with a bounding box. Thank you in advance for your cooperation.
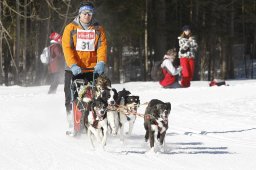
[23,0,27,84]
[242,0,248,78]
[200,9,207,80]
[23,0,27,71]
[144,0,149,80]
[229,0,235,79]
[221,38,227,79]
[193,0,200,80]
[15,0,21,84]
[0,1,3,84]
[34,21,40,85]
[252,25,256,78]
[35,1,50,85]
[61,0,71,33]
[154,0,166,60]
[208,44,212,81]
[189,0,193,23]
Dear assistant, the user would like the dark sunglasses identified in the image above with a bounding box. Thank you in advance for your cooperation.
[81,11,93,16]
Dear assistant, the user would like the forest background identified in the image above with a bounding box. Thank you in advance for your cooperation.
[0,0,255,86]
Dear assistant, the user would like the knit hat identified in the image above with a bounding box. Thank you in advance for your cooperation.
[79,2,94,14]
[182,25,191,31]
[49,32,62,43]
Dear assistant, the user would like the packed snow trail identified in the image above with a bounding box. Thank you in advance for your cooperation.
[1,80,256,170]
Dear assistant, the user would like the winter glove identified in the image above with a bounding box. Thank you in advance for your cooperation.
[177,67,182,75]
[94,61,105,75]
[180,48,190,54]
[70,64,82,76]
[177,66,182,73]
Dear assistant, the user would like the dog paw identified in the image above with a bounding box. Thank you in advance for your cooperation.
[142,141,148,148]
[159,146,166,153]
[146,148,156,155]
[97,146,105,152]
[66,130,76,137]
[90,147,96,151]
[125,131,131,135]
[120,140,126,146]
[125,132,132,137]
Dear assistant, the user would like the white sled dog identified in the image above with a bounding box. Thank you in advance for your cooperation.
[86,98,108,150]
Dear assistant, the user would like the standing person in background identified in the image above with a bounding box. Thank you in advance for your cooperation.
[48,32,65,94]
[178,25,198,87]
[160,48,182,88]
[62,1,107,135]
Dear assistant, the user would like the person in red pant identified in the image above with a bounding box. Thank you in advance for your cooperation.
[178,25,198,87]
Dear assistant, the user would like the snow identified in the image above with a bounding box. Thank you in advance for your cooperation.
[1,80,256,170]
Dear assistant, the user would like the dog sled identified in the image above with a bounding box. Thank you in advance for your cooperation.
[66,73,146,150]
[66,71,96,136]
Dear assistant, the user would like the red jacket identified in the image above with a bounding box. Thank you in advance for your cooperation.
[48,43,65,73]
[159,69,176,87]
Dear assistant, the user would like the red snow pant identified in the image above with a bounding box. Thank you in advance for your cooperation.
[180,57,195,87]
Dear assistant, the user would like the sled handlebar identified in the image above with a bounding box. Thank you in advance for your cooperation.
[81,68,94,71]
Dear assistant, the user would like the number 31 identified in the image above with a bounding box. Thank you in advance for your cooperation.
[82,42,89,50]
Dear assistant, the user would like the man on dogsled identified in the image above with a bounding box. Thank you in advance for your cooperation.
[62,1,107,136]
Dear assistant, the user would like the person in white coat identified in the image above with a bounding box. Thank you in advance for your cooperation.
[159,48,182,88]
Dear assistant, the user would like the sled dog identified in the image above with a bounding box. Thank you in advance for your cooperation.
[105,88,119,136]
[117,89,140,141]
[144,99,171,152]
[86,98,108,149]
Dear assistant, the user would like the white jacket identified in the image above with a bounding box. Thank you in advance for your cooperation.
[161,59,181,76]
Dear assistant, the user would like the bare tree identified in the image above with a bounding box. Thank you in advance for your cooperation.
[154,0,166,60]
[15,0,21,84]
[144,0,149,80]
[0,1,3,83]
[23,0,27,72]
